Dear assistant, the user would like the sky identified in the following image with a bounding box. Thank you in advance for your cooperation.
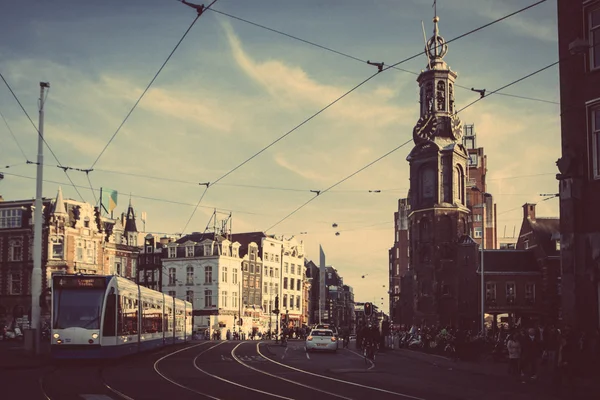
[0,0,560,312]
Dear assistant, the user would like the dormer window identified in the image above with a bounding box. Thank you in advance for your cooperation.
[146,246,153,253]
[524,239,530,250]
[204,244,211,256]
[186,246,194,257]
[84,217,90,228]
[168,247,177,258]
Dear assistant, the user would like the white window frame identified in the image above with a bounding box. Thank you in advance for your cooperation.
[205,266,213,284]
[168,268,176,286]
[222,267,228,283]
[186,246,194,258]
[0,209,22,229]
[186,266,194,285]
[9,271,22,295]
[168,247,177,258]
[205,290,213,307]
[474,227,483,238]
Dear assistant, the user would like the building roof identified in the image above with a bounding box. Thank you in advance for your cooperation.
[529,218,560,256]
[176,232,218,244]
[230,232,266,257]
[481,250,538,273]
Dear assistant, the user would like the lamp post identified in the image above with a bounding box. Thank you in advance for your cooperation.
[471,186,492,335]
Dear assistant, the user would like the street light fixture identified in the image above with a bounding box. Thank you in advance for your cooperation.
[471,186,492,335]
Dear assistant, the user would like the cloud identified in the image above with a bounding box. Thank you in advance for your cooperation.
[223,23,413,130]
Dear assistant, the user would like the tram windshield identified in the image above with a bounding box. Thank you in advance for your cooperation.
[53,288,105,330]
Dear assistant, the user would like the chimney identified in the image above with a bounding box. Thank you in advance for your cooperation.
[523,203,536,221]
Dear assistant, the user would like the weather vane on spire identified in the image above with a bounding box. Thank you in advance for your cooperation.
[425,0,448,63]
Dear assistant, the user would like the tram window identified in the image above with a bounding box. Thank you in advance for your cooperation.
[117,296,138,336]
[103,294,116,336]
[52,287,105,330]
[142,302,162,333]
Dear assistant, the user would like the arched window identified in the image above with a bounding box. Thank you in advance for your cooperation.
[454,165,464,204]
[449,83,454,113]
[437,81,446,111]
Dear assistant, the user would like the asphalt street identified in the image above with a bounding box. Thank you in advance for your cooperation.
[0,340,595,400]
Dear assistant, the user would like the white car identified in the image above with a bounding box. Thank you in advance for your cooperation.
[305,329,338,353]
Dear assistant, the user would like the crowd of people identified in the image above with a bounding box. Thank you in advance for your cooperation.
[387,323,599,393]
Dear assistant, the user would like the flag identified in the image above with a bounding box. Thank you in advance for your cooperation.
[101,188,118,213]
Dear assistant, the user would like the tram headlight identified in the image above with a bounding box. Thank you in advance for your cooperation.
[53,333,60,339]
[91,333,99,339]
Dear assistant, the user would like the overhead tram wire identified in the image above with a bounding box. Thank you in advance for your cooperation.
[2,171,267,217]
[88,0,219,170]
[264,138,413,232]
[182,0,550,234]
[265,56,564,231]
[0,107,30,162]
[0,71,86,202]
[207,2,558,106]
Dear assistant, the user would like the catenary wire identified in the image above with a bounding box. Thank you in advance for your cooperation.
[265,138,413,232]
[1,171,267,217]
[0,71,86,202]
[181,1,548,234]
[0,107,30,161]
[89,0,219,170]
[263,45,576,231]
[208,2,558,105]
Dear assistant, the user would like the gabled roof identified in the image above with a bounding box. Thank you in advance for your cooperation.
[481,250,538,273]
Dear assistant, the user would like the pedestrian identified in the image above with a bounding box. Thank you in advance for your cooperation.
[554,328,576,396]
[507,332,522,381]
[521,327,542,381]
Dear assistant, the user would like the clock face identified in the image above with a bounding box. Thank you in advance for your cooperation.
[413,114,438,142]
[450,114,463,141]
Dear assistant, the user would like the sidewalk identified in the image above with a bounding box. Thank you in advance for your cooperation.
[0,340,50,370]
[384,346,600,396]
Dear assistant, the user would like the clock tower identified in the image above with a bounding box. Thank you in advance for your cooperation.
[406,15,472,327]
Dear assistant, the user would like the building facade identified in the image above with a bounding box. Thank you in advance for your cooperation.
[161,233,243,334]
[389,198,410,324]
[556,0,600,332]
[481,203,560,329]
[0,197,52,330]
[463,125,498,249]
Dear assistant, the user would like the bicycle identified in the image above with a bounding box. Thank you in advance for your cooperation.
[363,340,376,365]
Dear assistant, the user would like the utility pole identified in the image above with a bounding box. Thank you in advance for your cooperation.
[32,81,50,355]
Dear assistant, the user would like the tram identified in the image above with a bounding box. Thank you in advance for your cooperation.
[50,274,192,359]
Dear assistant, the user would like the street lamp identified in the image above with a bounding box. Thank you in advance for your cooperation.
[471,186,492,335]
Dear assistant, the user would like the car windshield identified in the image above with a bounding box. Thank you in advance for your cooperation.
[53,288,105,329]
[311,330,333,336]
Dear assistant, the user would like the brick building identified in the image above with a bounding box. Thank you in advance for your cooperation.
[556,0,600,332]
[463,125,497,250]
[481,203,560,329]
[0,197,52,329]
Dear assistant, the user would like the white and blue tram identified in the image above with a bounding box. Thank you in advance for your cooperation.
[51,274,192,359]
